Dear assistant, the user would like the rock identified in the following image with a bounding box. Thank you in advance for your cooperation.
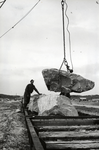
[28,94,78,116]
[42,68,95,93]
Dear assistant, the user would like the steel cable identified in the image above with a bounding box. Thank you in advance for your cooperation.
[0,0,41,39]
[64,0,73,71]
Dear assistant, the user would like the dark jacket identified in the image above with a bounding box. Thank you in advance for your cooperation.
[24,83,40,96]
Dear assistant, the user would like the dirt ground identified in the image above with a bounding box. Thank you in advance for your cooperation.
[71,98,99,116]
[0,98,30,150]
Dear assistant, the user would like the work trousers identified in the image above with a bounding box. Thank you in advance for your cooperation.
[24,93,30,109]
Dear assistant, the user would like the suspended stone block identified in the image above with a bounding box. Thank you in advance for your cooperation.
[28,94,78,116]
[42,68,95,93]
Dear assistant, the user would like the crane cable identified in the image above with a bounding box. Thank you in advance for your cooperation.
[0,0,41,39]
[59,0,73,73]
[65,0,73,72]
[59,0,67,70]
[0,0,6,8]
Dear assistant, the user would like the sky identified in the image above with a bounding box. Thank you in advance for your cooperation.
[0,0,99,96]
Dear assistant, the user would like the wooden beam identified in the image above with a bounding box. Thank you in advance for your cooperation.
[32,118,99,126]
[46,142,99,149]
[29,116,99,119]
[45,139,99,144]
[24,111,44,150]
[36,125,99,132]
[39,130,99,141]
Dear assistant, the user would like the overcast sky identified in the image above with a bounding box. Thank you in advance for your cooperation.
[0,0,99,96]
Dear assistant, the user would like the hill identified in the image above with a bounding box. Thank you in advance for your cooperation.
[0,94,21,99]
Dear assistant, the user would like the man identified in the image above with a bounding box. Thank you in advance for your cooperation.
[23,79,41,109]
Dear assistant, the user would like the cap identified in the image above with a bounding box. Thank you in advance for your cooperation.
[30,79,34,83]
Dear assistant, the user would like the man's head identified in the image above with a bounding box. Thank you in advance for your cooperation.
[30,79,34,84]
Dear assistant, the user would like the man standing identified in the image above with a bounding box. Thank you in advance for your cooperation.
[23,79,41,109]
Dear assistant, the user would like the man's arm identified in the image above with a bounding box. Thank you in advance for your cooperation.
[33,85,41,95]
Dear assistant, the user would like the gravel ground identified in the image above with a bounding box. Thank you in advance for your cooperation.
[0,99,30,150]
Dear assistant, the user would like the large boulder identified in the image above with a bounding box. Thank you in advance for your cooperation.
[42,68,95,93]
[28,94,78,116]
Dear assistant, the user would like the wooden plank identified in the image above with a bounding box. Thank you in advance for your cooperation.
[46,142,99,149]
[39,130,99,140]
[36,125,99,132]
[32,118,99,126]
[24,111,44,150]
[29,116,99,119]
[45,140,99,149]
[45,139,99,144]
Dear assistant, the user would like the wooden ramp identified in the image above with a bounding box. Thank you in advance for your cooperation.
[24,111,99,150]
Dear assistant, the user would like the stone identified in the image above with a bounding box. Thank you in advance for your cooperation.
[42,68,95,93]
[28,94,78,116]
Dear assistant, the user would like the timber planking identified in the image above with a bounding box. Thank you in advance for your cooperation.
[24,110,99,150]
